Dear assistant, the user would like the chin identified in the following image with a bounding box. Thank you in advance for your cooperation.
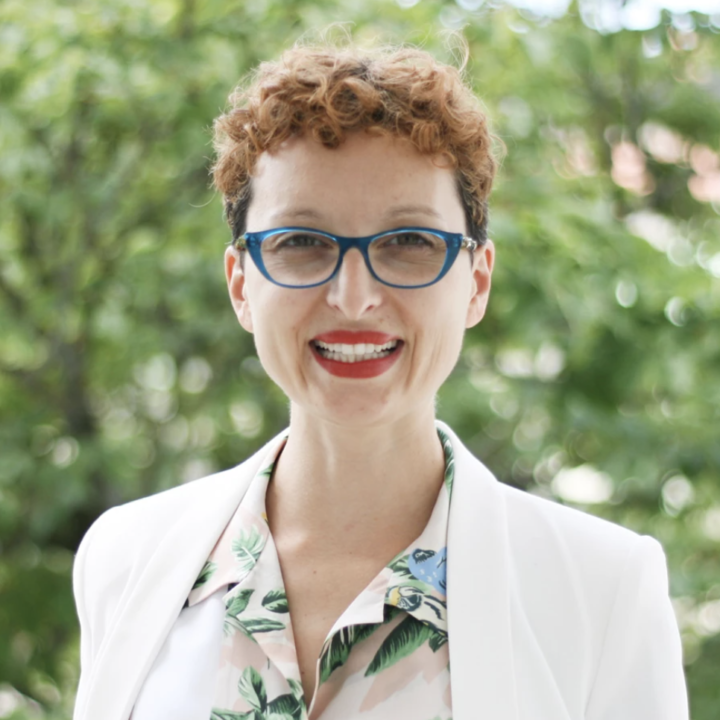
[308,394,395,427]
[293,387,436,431]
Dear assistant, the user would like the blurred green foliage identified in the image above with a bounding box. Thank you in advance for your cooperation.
[0,0,719,717]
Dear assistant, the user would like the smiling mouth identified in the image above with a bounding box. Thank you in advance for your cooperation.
[311,340,401,363]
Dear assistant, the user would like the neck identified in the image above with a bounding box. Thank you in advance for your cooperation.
[266,403,445,545]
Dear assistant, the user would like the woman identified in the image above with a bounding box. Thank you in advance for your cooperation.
[72,43,688,720]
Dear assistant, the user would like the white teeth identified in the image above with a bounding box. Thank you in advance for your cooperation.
[313,340,400,362]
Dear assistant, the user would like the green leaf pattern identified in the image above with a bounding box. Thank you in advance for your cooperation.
[212,667,304,720]
[437,426,455,497]
[226,588,254,617]
[386,553,414,578]
[193,560,217,590]
[238,667,267,712]
[365,616,433,676]
[262,588,289,613]
[210,710,255,720]
[232,526,266,576]
[318,623,381,683]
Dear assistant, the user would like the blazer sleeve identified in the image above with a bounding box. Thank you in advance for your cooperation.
[72,506,123,710]
[585,535,689,720]
[73,513,101,679]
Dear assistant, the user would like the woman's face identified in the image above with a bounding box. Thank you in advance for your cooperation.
[224,131,495,428]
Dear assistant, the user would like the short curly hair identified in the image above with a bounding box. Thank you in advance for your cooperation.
[212,43,497,243]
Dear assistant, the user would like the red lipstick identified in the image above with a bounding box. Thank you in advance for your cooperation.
[310,330,403,379]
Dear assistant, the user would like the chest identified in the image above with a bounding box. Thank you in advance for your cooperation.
[276,550,396,703]
[268,508,442,701]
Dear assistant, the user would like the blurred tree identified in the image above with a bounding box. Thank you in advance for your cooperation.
[0,0,718,717]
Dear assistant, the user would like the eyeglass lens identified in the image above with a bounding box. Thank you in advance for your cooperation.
[259,230,448,287]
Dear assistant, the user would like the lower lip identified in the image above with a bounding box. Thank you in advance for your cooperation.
[311,343,403,378]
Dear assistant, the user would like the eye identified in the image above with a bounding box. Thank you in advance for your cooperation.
[387,232,433,246]
[264,231,335,251]
[377,231,445,252]
[279,233,327,247]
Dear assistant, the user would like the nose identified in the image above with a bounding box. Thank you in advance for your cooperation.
[325,248,383,320]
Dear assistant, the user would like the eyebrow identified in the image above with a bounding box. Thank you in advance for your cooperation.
[268,208,324,222]
[381,204,444,221]
[268,204,444,223]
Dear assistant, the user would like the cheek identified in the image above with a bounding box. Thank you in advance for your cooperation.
[413,296,467,372]
[434,284,473,365]
[436,320,466,369]
[251,322,299,394]
[246,289,313,374]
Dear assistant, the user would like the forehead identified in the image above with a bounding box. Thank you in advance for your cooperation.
[246,132,464,233]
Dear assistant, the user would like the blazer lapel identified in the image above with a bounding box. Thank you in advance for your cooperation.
[442,421,520,720]
[77,433,286,720]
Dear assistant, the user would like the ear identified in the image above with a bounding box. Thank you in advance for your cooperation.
[465,238,495,329]
[224,245,254,333]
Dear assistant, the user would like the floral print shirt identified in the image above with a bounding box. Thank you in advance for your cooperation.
[187,427,455,720]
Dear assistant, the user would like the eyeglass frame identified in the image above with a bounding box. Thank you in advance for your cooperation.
[228,226,482,289]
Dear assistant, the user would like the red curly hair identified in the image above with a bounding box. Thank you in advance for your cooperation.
[212,43,497,242]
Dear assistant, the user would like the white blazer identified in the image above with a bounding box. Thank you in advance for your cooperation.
[72,422,689,720]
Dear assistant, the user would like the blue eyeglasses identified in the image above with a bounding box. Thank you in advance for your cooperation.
[230,226,480,289]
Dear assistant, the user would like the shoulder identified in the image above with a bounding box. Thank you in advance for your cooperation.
[80,430,287,551]
[73,432,285,598]
[487,460,678,698]
[444,420,670,634]
[500,479,651,567]
[442,417,651,567]
[81,461,243,561]
[72,462,246,629]
[497,479,667,621]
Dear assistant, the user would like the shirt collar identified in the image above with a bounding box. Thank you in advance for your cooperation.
[188,424,454,638]
[381,446,451,635]
[187,433,288,607]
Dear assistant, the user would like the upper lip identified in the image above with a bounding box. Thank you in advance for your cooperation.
[312,330,401,345]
